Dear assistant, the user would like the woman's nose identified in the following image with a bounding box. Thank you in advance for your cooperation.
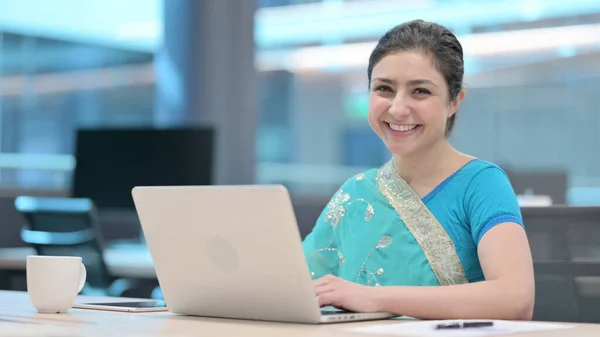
[389,96,411,118]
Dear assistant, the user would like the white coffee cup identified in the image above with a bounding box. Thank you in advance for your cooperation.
[26,255,87,313]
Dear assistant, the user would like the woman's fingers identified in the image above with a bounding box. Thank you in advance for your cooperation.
[313,274,337,286]
[313,275,338,295]
[317,291,338,308]
[314,282,334,295]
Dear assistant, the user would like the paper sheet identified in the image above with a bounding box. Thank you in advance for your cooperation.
[345,320,573,337]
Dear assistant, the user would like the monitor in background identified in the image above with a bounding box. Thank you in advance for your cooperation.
[504,169,568,205]
[71,126,214,210]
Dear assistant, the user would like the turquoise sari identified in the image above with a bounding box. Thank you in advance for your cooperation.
[302,159,523,287]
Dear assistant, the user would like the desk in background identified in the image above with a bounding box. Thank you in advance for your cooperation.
[0,243,155,281]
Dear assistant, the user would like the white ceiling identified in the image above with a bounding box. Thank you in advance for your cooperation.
[1,0,600,52]
[0,0,162,52]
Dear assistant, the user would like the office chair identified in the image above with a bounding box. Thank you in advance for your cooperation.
[524,206,600,323]
[14,196,136,297]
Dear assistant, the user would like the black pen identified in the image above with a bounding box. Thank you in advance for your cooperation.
[436,321,494,329]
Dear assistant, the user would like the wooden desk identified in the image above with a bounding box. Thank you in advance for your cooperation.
[0,243,156,279]
[1,290,599,337]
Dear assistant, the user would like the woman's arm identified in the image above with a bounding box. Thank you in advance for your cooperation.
[315,222,535,320]
[376,222,534,319]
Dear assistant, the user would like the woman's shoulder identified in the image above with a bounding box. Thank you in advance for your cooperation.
[460,158,509,178]
[455,158,520,213]
[454,159,523,244]
[338,168,380,189]
[444,158,514,202]
[325,168,382,204]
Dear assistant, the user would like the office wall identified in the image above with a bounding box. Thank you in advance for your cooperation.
[0,0,598,206]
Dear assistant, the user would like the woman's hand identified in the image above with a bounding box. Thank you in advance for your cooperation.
[313,274,382,312]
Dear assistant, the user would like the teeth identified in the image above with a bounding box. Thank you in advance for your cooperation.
[389,124,418,132]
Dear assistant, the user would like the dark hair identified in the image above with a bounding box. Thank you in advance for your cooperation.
[367,20,464,135]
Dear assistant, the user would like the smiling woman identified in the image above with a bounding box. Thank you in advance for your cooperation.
[302,19,535,321]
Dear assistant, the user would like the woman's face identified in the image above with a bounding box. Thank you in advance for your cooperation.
[367,50,464,157]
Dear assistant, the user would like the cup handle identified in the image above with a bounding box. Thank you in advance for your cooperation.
[77,263,87,293]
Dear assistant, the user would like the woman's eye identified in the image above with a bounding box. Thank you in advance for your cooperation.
[413,88,431,95]
[374,85,393,92]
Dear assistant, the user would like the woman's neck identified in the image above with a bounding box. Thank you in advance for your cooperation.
[392,139,457,185]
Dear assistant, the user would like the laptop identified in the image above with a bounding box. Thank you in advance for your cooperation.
[131,185,395,324]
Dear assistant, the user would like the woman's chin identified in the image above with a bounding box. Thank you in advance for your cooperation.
[385,141,418,157]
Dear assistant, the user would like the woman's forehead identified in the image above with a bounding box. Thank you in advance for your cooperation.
[372,51,442,81]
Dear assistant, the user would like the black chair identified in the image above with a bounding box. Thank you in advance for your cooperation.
[15,196,137,297]
[523,206,600,323]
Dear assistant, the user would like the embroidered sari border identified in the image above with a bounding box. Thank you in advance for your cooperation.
[377,160,468,286]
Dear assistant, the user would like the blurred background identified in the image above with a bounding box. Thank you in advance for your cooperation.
[0,0,600,323]
[0,0,599,202]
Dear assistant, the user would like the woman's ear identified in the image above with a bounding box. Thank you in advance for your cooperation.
[449,89,466,117]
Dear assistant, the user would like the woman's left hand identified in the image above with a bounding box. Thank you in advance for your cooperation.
[314,274,382,312]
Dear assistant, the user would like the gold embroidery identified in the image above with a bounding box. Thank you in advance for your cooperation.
[314,247,343,267]
[323,189,375,229]
[357,236,392,286]
[310,181,376,277]
[337,251,345,266]
[347,199,375,221]
[316,189,349,270]
[375,236,392,249]
[377,161,468,286]
[324,189,350,228]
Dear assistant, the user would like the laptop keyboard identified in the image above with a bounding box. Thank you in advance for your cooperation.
[320,308,354,315]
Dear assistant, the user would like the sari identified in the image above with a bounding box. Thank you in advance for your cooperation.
[302,159,523,286]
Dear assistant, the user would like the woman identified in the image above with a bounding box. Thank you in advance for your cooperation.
[302,19,535,320]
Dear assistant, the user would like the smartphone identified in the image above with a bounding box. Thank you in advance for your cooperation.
[73,300,168,312]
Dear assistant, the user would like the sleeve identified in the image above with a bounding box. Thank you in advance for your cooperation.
[301,177,357,279]
[301,204,339,279]
[464,166,524,245]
